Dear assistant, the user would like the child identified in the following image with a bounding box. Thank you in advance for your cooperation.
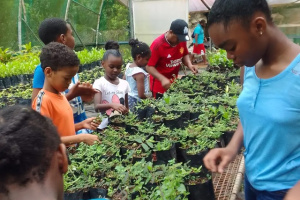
[93,49,130,129]
[32,18,97,134]
[32,42,100,146]
[125,38,151,111]
[203,0,300,199]
[0,105,68,200]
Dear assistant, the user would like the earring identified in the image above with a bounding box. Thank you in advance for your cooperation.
[260,31,263,36]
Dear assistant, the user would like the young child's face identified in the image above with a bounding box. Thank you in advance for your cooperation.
[208,21,265,67]
[136,53,151,68]
[47,66,79,92]
[102,54,123,80]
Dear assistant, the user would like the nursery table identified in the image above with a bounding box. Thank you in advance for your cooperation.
[213,153,245,200]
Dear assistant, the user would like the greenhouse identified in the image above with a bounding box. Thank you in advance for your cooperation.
[0,0,300,200]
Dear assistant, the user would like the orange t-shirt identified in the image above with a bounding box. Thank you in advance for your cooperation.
[32,89,75,137]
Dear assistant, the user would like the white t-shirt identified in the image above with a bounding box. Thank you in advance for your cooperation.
[93,77,130,129]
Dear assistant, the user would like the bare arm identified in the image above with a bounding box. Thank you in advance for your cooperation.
[146,66,171,90]
[204,121,244,173]
[61,134,99,146]
[183,54,197,74]
[285,181,300,200]
[133,73,147,99]
[94,91,127,113]
[31,88,42,102]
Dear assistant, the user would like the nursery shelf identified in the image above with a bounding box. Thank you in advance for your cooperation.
[213,153,245,200]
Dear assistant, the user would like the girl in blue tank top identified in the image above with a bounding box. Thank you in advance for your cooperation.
[203,0,300,199]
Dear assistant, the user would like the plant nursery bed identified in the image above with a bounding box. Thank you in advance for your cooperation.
[213,153,245,200]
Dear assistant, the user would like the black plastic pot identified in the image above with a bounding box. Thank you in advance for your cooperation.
[89,187,108,198]
[136,106,155,120]
[64,190,83,200]
[164,116,183,130]
[125,124,139,134]
[0,79,5,89]
[3,77,11,88]
[153,143,176,165]
[178,148,209,168]
[190,111,201,121]
[186,179,215,200]
[10,75,18,86]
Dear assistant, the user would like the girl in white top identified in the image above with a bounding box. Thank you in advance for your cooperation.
[125,39,152,111]
[93,49,130,129]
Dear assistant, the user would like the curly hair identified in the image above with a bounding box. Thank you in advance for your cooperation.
[40,42,80,71]
[0,106,61,194]
[105,40,120,50]
[129,38,151,60]
[207,0,272,29]
[38,18,68,45]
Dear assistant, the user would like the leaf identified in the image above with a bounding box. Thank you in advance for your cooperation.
[134,138,143,144]
[146,141,154,148]
[141,143,149,152]
[177,183,186,193]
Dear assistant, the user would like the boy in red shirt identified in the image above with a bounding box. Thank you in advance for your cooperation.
[146,19,198,98]
[32,42,100,146]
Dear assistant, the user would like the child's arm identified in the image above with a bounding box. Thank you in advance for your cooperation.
[94,91,127,113]
[61,134,99,146]
[74,117,100,131]
[285,181,300,200]
[133,73,147,99]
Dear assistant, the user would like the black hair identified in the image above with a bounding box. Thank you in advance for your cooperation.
[129,38,151,60]
[0,106,61,194]
[40,42,80,71]
[207,0,272,29]
[104,40,120,50]
[38,18,69,45]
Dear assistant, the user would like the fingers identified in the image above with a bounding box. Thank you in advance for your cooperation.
[217,156,231,173]
[90,122,99,130]
[203,149,221,173]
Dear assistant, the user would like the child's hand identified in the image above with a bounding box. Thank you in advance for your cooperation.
[80,134,100,145]
[69,82,99,99]
[82,117,100,130]
[111,103,128,114]
[161,78,171,90]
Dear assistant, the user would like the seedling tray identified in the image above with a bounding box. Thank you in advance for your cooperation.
[213,153,245,200]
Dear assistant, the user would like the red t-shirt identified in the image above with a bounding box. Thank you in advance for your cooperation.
[148,33,188,96]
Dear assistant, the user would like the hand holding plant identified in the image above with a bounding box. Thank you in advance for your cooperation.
[81,117,100,130]
[111,103,128,114]
[80,134,100,145]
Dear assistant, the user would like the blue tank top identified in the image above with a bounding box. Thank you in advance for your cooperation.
[237,54,300,191]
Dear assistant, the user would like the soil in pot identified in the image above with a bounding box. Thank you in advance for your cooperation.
[186,178,215,200]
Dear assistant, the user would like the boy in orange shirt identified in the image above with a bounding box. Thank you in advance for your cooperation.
[32,42,100,146]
